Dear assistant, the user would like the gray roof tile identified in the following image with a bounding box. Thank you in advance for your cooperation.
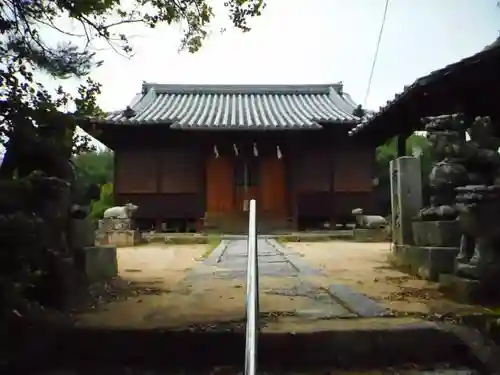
[103,83,360,129]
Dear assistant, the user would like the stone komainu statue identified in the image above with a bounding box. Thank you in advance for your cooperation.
[103,203,138,219]
[351,208,388,229]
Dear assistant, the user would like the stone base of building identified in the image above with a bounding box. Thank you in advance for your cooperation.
[95,229,142,247]
[390,244,459,281]
[353,228,389,242]
[75,246,118,283]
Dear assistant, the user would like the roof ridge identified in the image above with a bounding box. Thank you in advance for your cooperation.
[141,82,344,95]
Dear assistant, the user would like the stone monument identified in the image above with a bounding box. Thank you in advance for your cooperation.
[388,155,423,271]
[390,156,423,246]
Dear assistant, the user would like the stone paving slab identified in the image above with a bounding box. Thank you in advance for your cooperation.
[196,237,389,319]
[227,252,277,258]
[326,284,389,317]
[221,255,285,264]
[195,267,299,279]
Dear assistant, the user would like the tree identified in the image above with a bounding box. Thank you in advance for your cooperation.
[0,0,266,318]
[376,134,432,178]
[73,150,114,219]
[90,183,114,220]
[73,150,114,188]
[0,0,266,181]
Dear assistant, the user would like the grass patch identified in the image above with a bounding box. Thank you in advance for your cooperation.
[277,233,354,243]
[164,236,209,245]
[201,235,222,259]
[277,236,291,244]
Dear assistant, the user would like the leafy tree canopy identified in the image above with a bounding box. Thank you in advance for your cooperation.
[0,0,266,179]
[73,149,114,188]
[376,134,432,179]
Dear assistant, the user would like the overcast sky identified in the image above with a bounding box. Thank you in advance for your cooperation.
[42,0,500,115]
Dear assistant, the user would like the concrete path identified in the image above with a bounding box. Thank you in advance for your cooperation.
[196,237,388,319]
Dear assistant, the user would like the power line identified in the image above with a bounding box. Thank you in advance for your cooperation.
[363,0,390,108]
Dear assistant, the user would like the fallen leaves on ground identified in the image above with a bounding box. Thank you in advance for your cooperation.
[386,287,443,302]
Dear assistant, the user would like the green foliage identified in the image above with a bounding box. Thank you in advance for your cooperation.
[73,151,114,220]
[73,150,114,187]
[90,183,114,220]
[376,134,433,180]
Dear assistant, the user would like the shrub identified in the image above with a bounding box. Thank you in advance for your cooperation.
[90,183,114,220]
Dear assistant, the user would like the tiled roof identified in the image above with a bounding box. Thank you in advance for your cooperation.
[101,83,360,129]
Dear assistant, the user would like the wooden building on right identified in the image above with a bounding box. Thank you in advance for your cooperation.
[350,37,500,147]
[349,36,500,302]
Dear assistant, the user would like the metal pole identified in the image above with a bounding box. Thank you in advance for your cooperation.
[244,199,259,375]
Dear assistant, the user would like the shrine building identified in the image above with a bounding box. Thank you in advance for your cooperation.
[82,82,378,232]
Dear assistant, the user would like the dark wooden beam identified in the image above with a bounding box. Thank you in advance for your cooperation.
[397,134,407,157]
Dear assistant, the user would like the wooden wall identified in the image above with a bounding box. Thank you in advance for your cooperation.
[206,156,234,213]
[333,148,373,192]
[114,149,204,219]
[290,146,375,219]
[112,130,377,223]
[159,151,200,193]
[115,151,157,193]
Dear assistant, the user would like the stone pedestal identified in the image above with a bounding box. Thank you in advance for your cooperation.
[75,246,118,283]
[98,218,133,231]
[412,220,461,247]
[96,229,142,247]
[391,244,458,281]
[95,217,141,247]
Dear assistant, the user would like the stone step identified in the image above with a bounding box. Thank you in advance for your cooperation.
[6,319,498,374]
[204,214,292,234]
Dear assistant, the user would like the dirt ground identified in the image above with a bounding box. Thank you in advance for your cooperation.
[76,243,316,329]
[287,241,481,315]
[74,240,484,330]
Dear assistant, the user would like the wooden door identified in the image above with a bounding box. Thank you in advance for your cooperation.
[206,156,234,213]
[260,157,287,217]
[234,158,260,212]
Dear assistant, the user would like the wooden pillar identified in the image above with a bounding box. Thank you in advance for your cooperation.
[397,135,407,157]
[155,152,163,232]
[113,151,119,203]
[283,140,298,230]
[329,147,336,229]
